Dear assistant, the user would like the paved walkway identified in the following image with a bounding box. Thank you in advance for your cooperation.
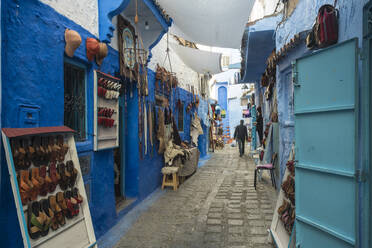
[115,146,277,248]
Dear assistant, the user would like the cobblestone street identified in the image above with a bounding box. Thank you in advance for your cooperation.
[114,146,277,248]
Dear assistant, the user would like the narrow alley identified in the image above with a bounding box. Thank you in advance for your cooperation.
[0,0,371,248]
[111,146,276,248]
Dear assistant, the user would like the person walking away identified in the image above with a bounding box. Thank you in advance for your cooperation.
[255,106,263,146]
[234,120,248,157]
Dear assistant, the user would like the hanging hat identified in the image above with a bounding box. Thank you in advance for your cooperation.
[95,42,108,66]
[86,38,100,61]
[64,29,82,57]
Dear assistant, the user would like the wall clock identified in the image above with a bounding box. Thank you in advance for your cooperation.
[122,27,135,69]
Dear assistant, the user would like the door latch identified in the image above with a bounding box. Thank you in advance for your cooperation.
[356,169,367,182]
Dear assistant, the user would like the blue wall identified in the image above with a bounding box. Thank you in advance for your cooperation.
[0,0,208,246]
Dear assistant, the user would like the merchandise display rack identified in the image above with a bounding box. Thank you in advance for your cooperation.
[94,70,121,151]
[269,145,296,248]
[2,126,96,248]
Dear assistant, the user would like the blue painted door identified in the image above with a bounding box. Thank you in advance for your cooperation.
[294,39,358,247]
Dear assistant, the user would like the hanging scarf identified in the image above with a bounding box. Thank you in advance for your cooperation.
[144,102,147,155]
[148,103,153,152]
[172,116,182,146]
[157,108,166,153]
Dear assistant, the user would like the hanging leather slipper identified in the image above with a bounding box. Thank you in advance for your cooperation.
[48,162,60,193]
[49,195,65,228]
[21,139,31,169]
[40,199,54,236]
[30,168,42,199]
[57,163,69,191]
[66,160,78,187]
[38,166,50,196]
[28,201,45,239]
[64,190,78,218]
[72,187,83,204]
[18,171,31,205]
[56,192,68,220]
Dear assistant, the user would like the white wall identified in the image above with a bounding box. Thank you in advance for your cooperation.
[210,69,240,100]
[109,16,119,50]
[249,0,282,21]
[43,0,203,94]
[148,30,200,93]
[41,0,99,37]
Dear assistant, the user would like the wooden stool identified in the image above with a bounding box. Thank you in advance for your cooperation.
[161,167,179,191]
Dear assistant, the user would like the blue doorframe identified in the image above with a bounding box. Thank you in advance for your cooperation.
[294,39,359,247]
[363,2,372,248]
[119,94,126,197]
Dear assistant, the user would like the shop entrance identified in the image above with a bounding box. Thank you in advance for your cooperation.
[114,95,125,205]
[294,39,358,247]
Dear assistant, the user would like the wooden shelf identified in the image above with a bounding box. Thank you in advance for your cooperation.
[94,71,120,151]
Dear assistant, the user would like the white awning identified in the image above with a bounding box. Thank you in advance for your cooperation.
[157,0,255,48]
[170,43,222,74]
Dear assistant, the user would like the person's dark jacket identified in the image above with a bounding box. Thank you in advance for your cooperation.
[234,124,248,141]
[256,114,263,143]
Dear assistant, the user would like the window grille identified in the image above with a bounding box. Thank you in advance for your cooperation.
[64,61,86,141]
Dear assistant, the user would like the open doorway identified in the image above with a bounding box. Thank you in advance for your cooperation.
[114,147,123,205]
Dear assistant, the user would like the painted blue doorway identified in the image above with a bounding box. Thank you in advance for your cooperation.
[294,39,358,247]
[218,86,227,110]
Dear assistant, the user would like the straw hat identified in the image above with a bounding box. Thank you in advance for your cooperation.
[64,29,82,57]
[96,42,108,66]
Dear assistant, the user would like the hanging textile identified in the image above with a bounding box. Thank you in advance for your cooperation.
[152,105,156,155]
[164,140,184,166]
[190,112,203,146]
[172,116,182,146]
[148,103,153,153]
[157,108,166,153]
[164,124,172,149]
[197,99,210,127]
[144,102,147,155]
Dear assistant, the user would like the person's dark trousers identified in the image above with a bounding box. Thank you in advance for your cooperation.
[237,139,245,156]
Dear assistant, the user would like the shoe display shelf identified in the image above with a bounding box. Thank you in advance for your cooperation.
[2,127,96,248]
[94,70,121,151]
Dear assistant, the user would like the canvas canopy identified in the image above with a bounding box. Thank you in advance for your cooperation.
[157,0,255,48]
[170,43,222,74]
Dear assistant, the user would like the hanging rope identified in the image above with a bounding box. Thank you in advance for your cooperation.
[162,32,173,73]
[161,32,174,109]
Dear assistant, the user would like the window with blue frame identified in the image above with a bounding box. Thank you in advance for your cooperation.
[178,102,184,132]
[64,61,86,141]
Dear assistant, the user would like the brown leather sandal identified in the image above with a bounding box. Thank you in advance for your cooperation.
[56,192,68,220]
[48,162,60,193]
[57,135,69,162]
[49,195,65,228]
[30,169,41,200]
[18,170,31,205]
[66,160,78,187]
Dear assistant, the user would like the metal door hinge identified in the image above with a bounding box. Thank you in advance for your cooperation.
[356,169,367,182]
[291,61,301,87]
[358,47,366,60]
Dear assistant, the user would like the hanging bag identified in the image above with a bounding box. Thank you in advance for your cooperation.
[316,3,339,48]
[306,0,338,50]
